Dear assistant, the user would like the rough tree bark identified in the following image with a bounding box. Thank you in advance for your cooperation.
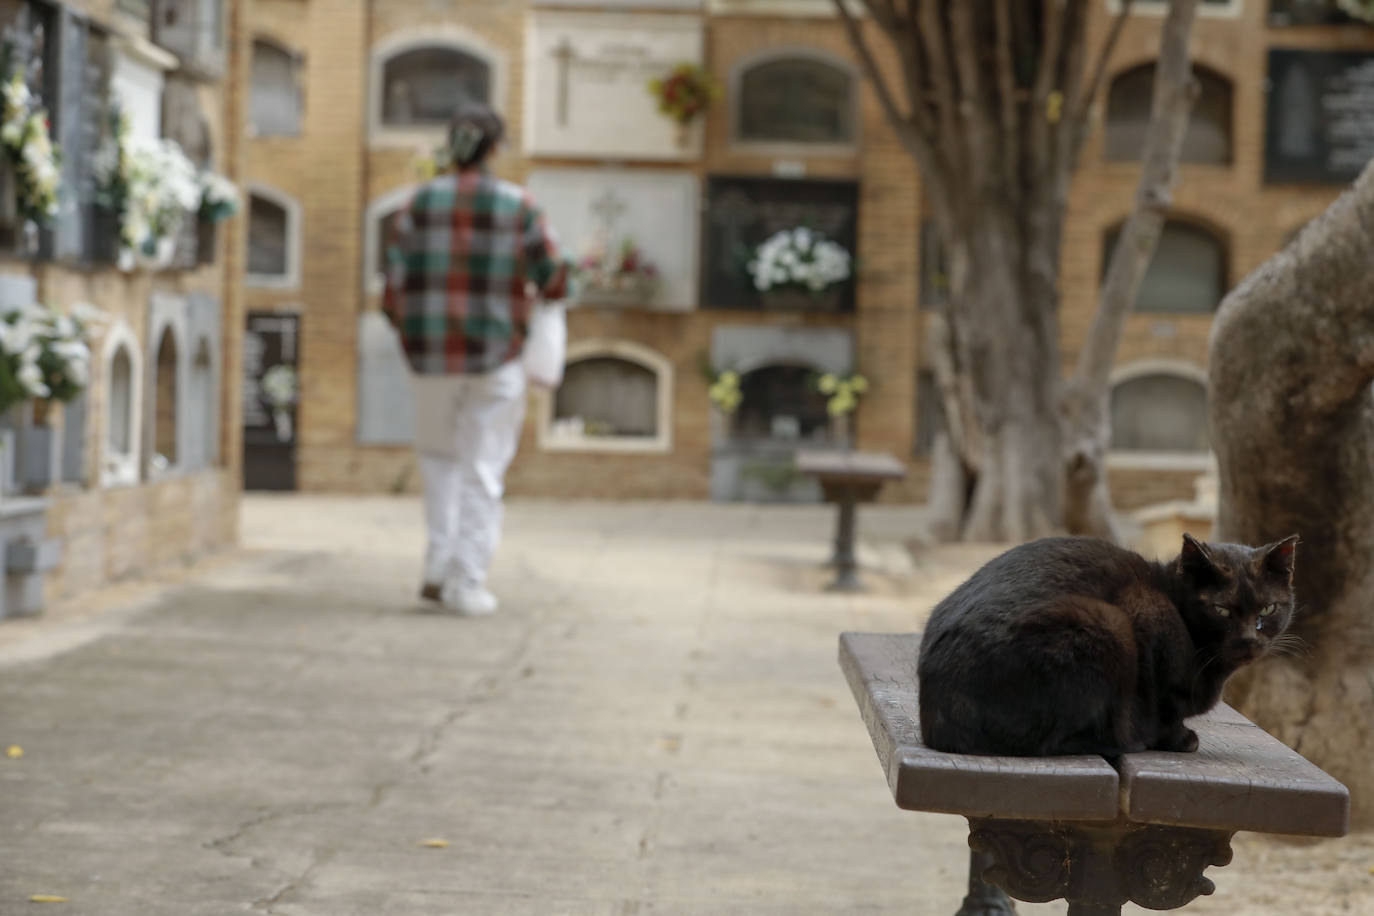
[1210,156,1374,826]
[837,0,1199,542]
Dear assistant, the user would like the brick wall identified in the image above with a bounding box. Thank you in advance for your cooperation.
[264,0,1374,512]
[0,0,246,600]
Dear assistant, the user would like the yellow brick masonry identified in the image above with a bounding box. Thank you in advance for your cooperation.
[0,0,247,599]
[263,0,1374,511]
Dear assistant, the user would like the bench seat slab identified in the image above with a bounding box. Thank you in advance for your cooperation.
[839,631,1121,821]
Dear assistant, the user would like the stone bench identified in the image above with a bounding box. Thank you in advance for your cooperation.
[794,449,906,591]
[838,631,1350,915]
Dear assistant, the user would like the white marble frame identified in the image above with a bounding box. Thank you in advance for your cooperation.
[707,0,864,15]
[537,338,674,454]
[145,293,190,480]
[99,321,143,488]
[1107,358,1214,472]
[245,182,303,291]
[363,183,418,297]
[729,46,861,158]
[368,26,509,150]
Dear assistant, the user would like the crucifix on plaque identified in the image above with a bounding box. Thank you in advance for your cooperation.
[550,38,576,128]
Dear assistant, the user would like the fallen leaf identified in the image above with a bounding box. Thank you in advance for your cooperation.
[420,838,449,849]
[6,745,21,759]
[28,895,67,903]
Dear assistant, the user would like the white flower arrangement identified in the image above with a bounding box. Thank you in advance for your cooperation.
[261,364,297,409]
[198,170,239,223]
[0,302,101,413]
[94,107,200,269]
[0,69,60,226]
[747,227,852,294]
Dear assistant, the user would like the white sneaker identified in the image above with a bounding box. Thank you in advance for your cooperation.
[440,582,498,616]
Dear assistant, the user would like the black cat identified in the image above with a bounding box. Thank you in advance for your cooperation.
[917,534,1298,757]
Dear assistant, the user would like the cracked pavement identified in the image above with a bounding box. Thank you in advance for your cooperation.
[0,497,1369,915]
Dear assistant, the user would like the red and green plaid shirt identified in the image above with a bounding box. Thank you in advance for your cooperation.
[383,170,563,375]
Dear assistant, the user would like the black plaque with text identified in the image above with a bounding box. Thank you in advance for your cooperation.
[701,175,859,312]
[242,311,300,491]
[1265,48,1374,184]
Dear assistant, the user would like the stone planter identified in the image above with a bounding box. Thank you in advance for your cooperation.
[759,286,844,312]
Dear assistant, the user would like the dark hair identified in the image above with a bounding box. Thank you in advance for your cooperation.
[447,102,505,169]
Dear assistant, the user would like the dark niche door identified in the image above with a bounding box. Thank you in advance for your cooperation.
[242,310,300,491]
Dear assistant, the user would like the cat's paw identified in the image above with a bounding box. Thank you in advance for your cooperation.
[1161,726,1199,753]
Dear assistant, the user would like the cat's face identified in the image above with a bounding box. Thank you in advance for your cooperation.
[1176,533,1299,667]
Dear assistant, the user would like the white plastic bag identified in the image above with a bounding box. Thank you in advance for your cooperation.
[523,302,567,389]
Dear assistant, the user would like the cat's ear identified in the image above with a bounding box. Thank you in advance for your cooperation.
[1260,534,1299,581]
[1180,533,1221,581]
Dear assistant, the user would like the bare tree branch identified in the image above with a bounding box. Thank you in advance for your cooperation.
[1029,0,1066,181]
[1071,0,1135,163]
[1072,0,1200,395]
[992,0,1022,200]
[916,1,967,213]
[948,3,994,195]
[836,1,925,162]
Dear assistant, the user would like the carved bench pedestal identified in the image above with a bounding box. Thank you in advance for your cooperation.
[967,818,1234,915]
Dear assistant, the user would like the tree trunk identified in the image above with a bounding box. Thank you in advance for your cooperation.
[1210,156,1374,827]
[957,214,1063,543]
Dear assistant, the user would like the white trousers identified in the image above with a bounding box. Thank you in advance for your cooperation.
[411,361,527,588]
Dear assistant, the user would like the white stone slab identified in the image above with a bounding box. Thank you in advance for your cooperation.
[356,312,416,445]
[537,0,701,7]
[527,168,700,311]
[523,10,705,161]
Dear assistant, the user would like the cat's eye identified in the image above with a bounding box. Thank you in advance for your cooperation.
[1260,604,1277,617]
[1213,605,1231,617]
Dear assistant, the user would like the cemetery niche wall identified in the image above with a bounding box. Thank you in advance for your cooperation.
[368,26,504,146]
[702,175,859,312]
[1265,48,1374,184]
[523,10,705,160]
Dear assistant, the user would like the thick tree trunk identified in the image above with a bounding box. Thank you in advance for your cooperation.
[1210,156,1374,826]
[956,215,1063,543]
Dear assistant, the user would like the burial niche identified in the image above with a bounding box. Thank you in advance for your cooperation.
[552,356,659,441]
[735,52,856,147]
[1105,63,1233,164]
[731,364,831,443]
[102,326,142,487]
[1101,219,1226,314]
[152,327,179,470]
[381,44,490,126]
[247,189,296,283]
[1110,371,1209,454]
[250,38,302,136]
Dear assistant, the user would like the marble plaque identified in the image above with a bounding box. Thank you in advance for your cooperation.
[524,10,705,160]
[356,311,415,445]
[701,175,859,311]
[1265,49,1374,184]
[527,168,699,310]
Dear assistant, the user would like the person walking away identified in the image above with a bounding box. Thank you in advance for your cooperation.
[383,103,568,615]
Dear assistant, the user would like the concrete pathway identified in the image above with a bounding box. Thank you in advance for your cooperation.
[0,497,1368,915]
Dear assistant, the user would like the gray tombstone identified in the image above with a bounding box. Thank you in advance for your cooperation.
[61,390,86,484]
[356,311,415,444]
[184,292,221,469]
